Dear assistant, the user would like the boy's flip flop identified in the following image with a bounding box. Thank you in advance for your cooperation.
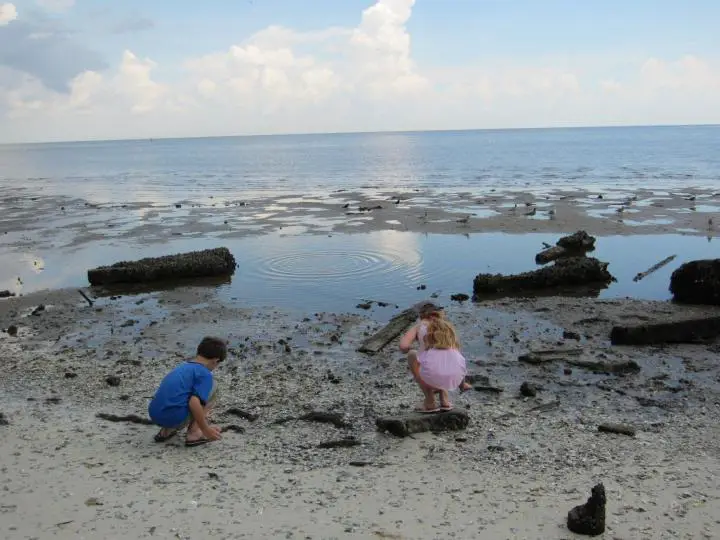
[185,438,210,447]
[153,428,179,443]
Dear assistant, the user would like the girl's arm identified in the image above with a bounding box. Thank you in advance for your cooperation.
[399,324,418,353]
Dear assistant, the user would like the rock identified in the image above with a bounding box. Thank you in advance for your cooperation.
[473,257,614,299]
[670,259,720,305]
[535,231,596,265]
[356,302,372,310]
[31,304,45,316]
[87,247,237,286]
[222,424,245,433]
[450,293,470,303]
[520,382,538,397]
[317,437,361,449]
[273,411,350,429]
[376,410,470,438]
[474,385,504,394]
[0,290,15,298]
[610,317,720,345]
[567,483,606,536]
[6,325,18,337]
[96,413,153,425]
[64,372,77,379]
[105,375,121,387]
[563,330,581,340]
[566,358,640,374]
[464,374,490,386]
[598,423,636,437]
[0,412,8,426]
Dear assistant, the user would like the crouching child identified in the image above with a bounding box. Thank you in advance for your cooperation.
[149,336,226,447]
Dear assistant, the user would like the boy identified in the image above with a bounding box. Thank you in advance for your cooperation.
[149,336,226,447]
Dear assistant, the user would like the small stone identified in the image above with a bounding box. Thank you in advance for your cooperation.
[6,325,18,337]
[85,497,103,506]
[416,284,427,290]
[64,372,78,379]
[520,382,538,397]
[598,423,636,437]
[105,375,121,387]
[564,368,573,375]
[0,412,8,426]
[450,293,470,303]
[0,290,15,298]
[31,304,45,316]
[567,483,606,536]
[356,302,372,310]
[563,330,581,340]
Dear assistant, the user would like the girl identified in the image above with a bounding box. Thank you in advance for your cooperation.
[399,303,469,413]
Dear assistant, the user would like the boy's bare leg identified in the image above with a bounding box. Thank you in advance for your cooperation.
[186,404,216,442]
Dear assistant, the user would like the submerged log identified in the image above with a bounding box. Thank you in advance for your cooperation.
[670,259,720,305]
[474,257,614,299]
[376,410,469,438]
[633,254,676,282]
[357,307,417,355]
[87,247,237,286]
[610,316,720,345]
[536,231,597,264]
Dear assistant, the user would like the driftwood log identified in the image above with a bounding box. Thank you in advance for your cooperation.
[357,307,417,355]
[610,316,720,345]
[536,231,596,264]
[87,247,237,286]
[633,255,676,282]
[474,257,614,299]
[376,410,469,437]
[670,259,720,305]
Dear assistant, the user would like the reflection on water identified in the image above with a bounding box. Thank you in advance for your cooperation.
[1,231,718,318]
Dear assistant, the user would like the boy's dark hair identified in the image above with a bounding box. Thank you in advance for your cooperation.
[197,336,227,362]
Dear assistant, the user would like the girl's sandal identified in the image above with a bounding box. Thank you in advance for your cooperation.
[414,404,441,414]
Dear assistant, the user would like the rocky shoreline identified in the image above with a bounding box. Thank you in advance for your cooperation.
[2,281,720,538]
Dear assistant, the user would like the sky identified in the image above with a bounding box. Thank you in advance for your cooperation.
[0,0,719,143]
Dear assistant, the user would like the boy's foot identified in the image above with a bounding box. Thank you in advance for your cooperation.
[154,428,179,443]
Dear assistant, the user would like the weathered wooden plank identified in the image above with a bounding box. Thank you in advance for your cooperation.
[357,307,417,355]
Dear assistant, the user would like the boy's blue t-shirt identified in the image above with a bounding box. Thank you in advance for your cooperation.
[148,362,214,428]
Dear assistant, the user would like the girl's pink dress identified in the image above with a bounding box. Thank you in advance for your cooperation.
[417,322,467,391]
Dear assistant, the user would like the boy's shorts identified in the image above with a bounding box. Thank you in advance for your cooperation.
[168,381,219,430]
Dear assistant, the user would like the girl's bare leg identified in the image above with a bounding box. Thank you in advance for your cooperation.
[439,390,452,409]
[407,351,438,410]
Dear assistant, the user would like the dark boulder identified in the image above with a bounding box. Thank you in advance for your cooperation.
[567,483,606,536]
[536,231,596,264]
[670,259,720,305]
[376,410,469,438]
[474,257,614,299]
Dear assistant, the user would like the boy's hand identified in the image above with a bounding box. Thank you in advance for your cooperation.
[202,425,222,441]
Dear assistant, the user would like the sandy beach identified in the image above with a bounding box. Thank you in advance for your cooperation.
[2,280,720,539]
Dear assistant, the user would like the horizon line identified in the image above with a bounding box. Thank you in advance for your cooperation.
[2,122,718,147]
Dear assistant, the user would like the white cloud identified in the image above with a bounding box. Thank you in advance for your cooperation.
[1,0,720,142]
[36,0,74,12]
[0,3,17,25]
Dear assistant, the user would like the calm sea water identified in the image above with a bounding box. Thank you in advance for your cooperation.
[1,125,719,204]
[1,126,719,314]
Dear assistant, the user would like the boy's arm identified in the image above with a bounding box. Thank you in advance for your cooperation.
[188,396,221,440]
[399,324,418,353]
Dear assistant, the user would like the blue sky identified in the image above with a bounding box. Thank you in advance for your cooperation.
[1,0,719,142]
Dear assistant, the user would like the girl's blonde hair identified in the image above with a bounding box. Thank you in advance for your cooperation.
[423,316,461,350]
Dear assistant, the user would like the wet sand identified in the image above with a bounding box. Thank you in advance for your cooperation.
[1,286,720,539]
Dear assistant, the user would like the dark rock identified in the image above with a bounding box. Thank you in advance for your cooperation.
[567,483,606,536]
[598,423,636,437]
[31,304,45,316]
[0,412,8,426]
[670,259,720,305]
[96,412,153,425]
[450,293,470,303]
[416,284,427,290]
[359,205,383,212]
[474,385,504,394]
[566,358,640,374]
[0,290,15,298]
[221,424,245,433]
[225,408,259,422]
[536,231,596,265]
[376,410,469,438]
[611,317,720,345]
[563,330,581,340]
[64,372,77,379]
[6,325,18,337]
[520,382,538,397]
[349,461,373,467]
[356,302,372,310]
[273,411,350,429]
[464,374,490,386]
[105,375,121,387]
[564,368,573,375]
[175,204,182,209]
[87,247,237,286]
[318,437,361,449]
[473,257,614,299]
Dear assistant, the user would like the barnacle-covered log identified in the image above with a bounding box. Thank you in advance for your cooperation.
[88,247,237,286]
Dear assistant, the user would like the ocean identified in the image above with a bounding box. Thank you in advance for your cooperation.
[1,125,719,315]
